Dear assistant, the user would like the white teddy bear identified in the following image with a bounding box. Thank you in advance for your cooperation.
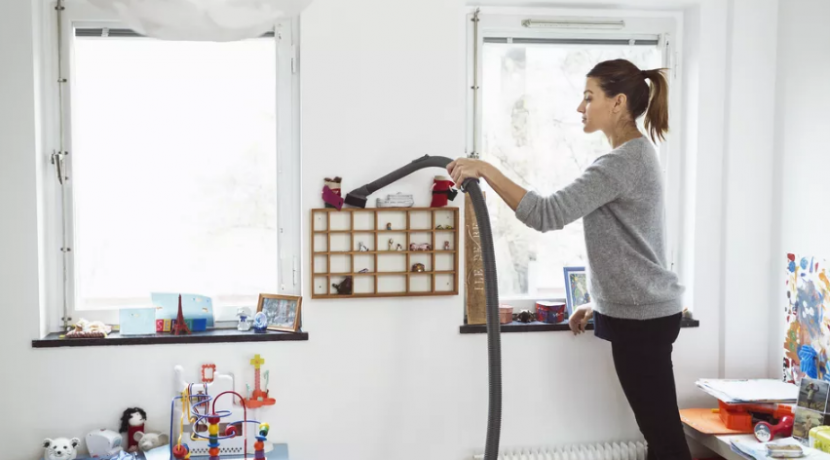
[43,438,80,460]
[135,432,169,452]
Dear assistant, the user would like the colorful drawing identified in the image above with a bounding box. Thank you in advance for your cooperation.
[783,254,830,384]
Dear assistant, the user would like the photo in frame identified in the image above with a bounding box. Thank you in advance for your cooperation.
[563,266,591,318]
[256,294,303,332]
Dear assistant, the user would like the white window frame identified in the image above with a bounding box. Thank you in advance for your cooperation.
[466,7,684,306]
[40,0,302,331]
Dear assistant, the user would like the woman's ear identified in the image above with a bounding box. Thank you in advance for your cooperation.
[613,93,627,113]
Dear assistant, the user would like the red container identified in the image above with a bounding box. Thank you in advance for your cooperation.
[536,301,568,324]
[499,305,513,324]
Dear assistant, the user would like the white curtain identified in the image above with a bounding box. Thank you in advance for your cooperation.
[88,0,314,41]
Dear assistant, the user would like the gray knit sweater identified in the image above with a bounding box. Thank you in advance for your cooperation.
[515,136,684,320]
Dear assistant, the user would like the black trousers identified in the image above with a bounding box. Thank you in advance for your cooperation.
[594,312,692,460]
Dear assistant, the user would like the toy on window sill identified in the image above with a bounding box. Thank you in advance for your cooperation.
[513,310,536,323]
[357,242,370,252]
[436,224,454,230]
[119,408,147,453]
[411,263,426,273]
[409,242,431,251]
[236,307,252,331]
[386,222,392,230]
[170,295,191,336]
[253,311,268,333]
[43,437,80,460]
[388,239,394,251]
[64,318,111,339]
[430,176,458,208]
[443,241,451,251]
[322,176,343,210]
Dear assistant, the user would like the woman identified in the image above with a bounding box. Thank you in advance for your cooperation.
[448,59,690,460]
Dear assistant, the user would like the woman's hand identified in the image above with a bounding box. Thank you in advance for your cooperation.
[447,158,490,186]
[568,303,593,335]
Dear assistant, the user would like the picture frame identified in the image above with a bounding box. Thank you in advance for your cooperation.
[256,294,303,332]
[563,266,590,317]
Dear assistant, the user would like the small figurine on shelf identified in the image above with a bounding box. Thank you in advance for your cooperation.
[377,192,415,208]
[386,222,392,230]
[119,408,146,453]
[396,244,404,251]
[409,243,431,251]
[236,307,252,331]
[430,176,458,208]
[358,268,370,273]
[253,311,268,333]
[170,294,191,336]
[388,239,394,251]
[357,242,370,252]
[443,241,451,251]
[322,176,343,210]
[411,263,426,273]
[333,277,353,295]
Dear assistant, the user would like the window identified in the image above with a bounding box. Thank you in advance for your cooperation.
[468,11,682,301]
[46,5,300,328]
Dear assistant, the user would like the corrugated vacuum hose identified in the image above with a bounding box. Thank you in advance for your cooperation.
[344,155,501,460]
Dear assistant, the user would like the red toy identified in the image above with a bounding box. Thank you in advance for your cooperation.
[245,354,276,409]
[430,176,457,207]
[755,415,794,442]
[119,407,146,453]
[323,176,343,210]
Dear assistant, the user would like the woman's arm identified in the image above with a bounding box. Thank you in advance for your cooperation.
[447,158,527,211]
[448,155,634,233]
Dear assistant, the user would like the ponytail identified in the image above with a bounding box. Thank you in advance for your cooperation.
[642,68,669,143]
[586,60,671,143]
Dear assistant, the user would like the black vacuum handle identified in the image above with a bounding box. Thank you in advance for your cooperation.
[362,155,476,194]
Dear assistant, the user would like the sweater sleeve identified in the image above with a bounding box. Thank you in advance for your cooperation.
[514,153,634,232]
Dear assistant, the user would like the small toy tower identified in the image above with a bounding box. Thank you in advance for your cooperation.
[172,294,191,335]
[245,354,275,408]
[254,423,270,460]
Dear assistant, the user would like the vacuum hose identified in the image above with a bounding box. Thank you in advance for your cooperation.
[345,155,501,459]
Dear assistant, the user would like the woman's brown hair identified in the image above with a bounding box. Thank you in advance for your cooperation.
[586,59,669,143]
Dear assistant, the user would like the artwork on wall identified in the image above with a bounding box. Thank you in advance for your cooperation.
[563,266,590,317]
[783,254,830,384]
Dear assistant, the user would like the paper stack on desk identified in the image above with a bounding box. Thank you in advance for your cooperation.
[696,379,799,404]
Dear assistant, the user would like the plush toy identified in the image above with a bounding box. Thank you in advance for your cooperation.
[322,176,343,210]
[119,408,146,453]
[43,437,80,460]
[135,432,169,452]
[430,176,458,208]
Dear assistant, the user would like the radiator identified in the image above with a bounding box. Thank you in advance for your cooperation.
[473,441,647,460]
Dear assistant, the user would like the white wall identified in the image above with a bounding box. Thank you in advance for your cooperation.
[769,0,830,376]
[719,0,780,379]
[0,0,787,458]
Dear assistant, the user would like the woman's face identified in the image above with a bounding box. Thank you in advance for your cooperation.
[577,77,614,135]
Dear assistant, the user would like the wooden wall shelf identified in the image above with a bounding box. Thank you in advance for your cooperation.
[310,207,460,299]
